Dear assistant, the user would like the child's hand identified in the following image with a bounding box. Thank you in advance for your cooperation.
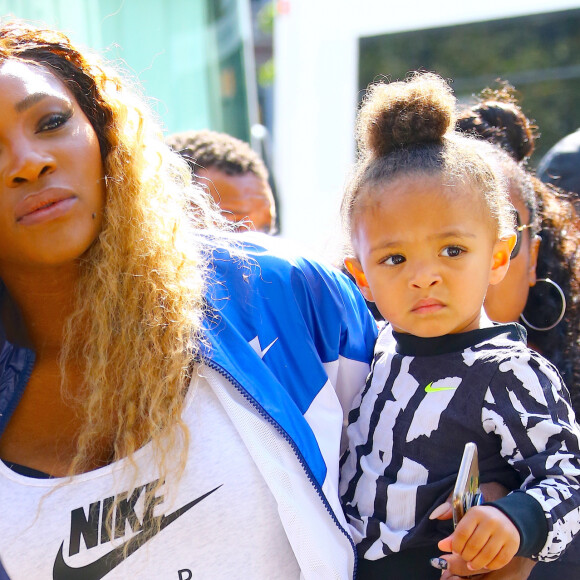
[438,556,536,580]
[437,505,520,571]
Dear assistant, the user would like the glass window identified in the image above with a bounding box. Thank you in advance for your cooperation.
[0,0,254,141]
[358,8,580,164]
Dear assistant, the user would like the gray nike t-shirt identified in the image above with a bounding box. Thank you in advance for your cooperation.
[0,377,301,579]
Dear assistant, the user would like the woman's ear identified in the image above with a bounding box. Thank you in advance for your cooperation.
[344,257,374,302]
[489,235,515,286]
[528,234,541,287]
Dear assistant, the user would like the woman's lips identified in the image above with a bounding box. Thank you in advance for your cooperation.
[15,189,77,226]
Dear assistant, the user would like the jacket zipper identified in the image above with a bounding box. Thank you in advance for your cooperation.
[205,358,358,579]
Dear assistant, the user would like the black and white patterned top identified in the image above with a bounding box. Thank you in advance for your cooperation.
[340,323,580,562]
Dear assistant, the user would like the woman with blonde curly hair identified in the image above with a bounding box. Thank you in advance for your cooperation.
[0,21,379,578]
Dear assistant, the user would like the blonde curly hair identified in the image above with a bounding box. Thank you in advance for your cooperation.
[0,21,224,477]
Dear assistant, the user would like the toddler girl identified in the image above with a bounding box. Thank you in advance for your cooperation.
[339,73,580,579]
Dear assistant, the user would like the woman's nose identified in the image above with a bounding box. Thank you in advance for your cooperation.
[3,141,55,187]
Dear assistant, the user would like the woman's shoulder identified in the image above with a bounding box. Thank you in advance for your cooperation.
[0,283,36,437]
[202,231,344,279]
[202,232,367,307]
[199,231,377,363]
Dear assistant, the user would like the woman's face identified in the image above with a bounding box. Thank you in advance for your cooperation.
[0,59,105,276]
[484,185,540,323]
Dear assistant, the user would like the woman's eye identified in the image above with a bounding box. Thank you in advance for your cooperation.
[441,246,465,258]
[38,111,72,132]
[383,254,405,266]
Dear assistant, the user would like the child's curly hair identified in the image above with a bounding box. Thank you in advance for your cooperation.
[342,72,516,252]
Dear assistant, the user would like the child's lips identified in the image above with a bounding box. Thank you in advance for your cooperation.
[412,298,445,314]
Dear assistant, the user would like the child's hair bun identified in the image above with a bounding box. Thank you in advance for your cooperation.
[357,72,457,157]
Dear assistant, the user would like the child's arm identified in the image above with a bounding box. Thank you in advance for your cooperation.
[481,354,580,562]
[437,505,520,571]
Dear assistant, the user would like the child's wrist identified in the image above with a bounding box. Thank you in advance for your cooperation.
[486,492,547,557]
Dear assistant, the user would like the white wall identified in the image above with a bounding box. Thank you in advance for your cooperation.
[273,0,580,257]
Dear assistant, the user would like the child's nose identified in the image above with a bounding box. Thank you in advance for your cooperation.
[410,266,442,289]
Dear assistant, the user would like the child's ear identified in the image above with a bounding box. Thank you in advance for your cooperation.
[489,234,516,285]
[344,257,374,302]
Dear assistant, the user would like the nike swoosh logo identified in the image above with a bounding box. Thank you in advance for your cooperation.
[53,485,222,580]
[425,382,457,393]
[249,336,278,359]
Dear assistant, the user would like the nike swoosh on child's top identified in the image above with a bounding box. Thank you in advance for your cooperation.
[424,382,457,393]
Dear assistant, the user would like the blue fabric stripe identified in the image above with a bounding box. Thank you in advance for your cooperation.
[202,233,377,486]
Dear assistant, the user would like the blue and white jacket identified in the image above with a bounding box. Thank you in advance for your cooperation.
[0,233,378,579]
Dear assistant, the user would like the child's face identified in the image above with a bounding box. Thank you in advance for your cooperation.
[345,174,513,337]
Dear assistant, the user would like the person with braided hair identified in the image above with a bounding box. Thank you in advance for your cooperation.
[457,88,580,418]
[458,87,580,579]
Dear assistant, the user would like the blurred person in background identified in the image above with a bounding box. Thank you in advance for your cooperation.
[457,88,540,336]
[166,129,277,234]
[537,128,580,197]
[457,86,580,579]
[537,128,580,228]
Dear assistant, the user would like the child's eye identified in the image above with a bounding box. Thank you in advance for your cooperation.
[37,110,73,132]
[382,254,405,266]
[441,246,465,258]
